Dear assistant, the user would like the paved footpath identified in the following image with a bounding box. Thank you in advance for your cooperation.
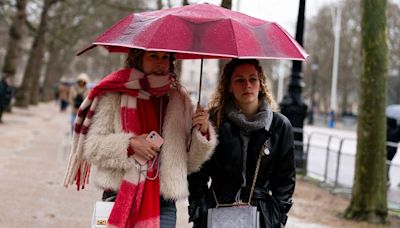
[0,102,192,228]
[0,102,344,228]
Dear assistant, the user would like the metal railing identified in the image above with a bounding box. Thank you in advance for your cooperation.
[293,127,400,189]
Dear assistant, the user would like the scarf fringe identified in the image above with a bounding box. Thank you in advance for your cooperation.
[64,96,97,190]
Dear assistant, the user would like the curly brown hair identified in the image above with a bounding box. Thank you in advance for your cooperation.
[209,58,277,129]
[125,48,181,89]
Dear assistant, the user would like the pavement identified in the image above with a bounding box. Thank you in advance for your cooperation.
[0,102,191,228]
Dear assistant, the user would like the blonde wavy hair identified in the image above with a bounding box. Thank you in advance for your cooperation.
[209,59,277,129]
[125,48,182,89]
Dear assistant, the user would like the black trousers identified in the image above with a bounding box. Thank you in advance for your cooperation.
[0,106,3,122]
[387,117,400,181]
[387,117,400,161]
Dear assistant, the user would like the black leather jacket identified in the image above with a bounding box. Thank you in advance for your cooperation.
[188,112,295,228]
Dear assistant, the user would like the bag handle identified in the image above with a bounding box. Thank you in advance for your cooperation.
[212,144,265,207]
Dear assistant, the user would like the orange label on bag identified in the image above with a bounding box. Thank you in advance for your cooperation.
[96,219,107,225]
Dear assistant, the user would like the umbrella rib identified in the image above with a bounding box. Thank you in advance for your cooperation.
[218,6,250,23]
[273,23,308,58]
[229,19,239,57]
[140,16,167,49]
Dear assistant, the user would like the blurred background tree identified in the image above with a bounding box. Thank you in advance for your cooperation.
[304,0,400,118]
[15,0,60,107]
[1,0,27,87]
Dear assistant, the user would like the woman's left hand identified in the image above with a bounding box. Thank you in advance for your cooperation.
[192,106,209,134]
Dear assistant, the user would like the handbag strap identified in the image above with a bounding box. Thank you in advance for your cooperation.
[212,144,265,207]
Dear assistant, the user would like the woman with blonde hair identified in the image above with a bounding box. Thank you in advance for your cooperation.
[69,73,90,132]
[188,58,295,228]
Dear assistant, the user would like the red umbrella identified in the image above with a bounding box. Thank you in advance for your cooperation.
[78,3,308,103]
[78,3,307,60]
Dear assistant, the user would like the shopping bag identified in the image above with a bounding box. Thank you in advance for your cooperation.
[91,201,114,228]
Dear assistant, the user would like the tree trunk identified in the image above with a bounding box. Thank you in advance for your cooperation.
[15,0,53,107]
[41,43,75,102]
[397,80,400,104]
[221,0,232,10]
[41,40,59,102]
[344,0,388,223]
[157,0,162,9]
[1,0,27,83]
[29,0,54,105]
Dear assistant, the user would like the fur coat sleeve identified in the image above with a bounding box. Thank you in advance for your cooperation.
[158,88,217,199]
[187,121,217,173]
[83,93,137,170]
[164,88,217,173]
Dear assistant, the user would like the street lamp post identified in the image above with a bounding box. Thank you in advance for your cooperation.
[279,0,308,173]
[329,3,342,128]
[308,58,319,125]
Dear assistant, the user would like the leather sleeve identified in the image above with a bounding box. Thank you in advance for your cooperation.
[188,157,213,227]
[269,116,296,225]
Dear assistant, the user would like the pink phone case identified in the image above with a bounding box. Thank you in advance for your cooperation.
[133,131,164,165]
[146,131,164,148]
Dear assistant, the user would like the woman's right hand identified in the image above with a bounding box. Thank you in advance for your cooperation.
[129,134,160,160]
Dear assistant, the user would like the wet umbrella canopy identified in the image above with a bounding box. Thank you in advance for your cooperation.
[78,3,307,60]
[78,3,308,103]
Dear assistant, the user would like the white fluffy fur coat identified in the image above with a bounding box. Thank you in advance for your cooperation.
[83,88,217,200]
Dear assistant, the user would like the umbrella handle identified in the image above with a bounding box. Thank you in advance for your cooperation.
[197,58,204,106]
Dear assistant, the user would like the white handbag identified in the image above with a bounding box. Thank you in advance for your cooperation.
[91,201,114,228]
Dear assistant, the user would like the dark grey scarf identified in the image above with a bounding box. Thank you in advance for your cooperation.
[225,97,273,132]
[224,97,273,194]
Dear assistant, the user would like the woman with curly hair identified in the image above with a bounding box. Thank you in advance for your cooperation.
[188,58,295,228]
[64,49,217,228]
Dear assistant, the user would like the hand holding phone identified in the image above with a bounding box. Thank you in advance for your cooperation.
[132,131,164,165]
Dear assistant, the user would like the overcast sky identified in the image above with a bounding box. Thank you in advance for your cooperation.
[236,0,333,34]
[193,0,400,36]
[194,0,335,35]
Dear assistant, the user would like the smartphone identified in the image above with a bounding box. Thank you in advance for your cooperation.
[146,131,164,148]
[132,131,164,166]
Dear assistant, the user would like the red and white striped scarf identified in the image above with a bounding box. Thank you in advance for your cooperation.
[64,68,171,228]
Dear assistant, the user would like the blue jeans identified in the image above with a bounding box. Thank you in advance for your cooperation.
[160,196,176,228]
